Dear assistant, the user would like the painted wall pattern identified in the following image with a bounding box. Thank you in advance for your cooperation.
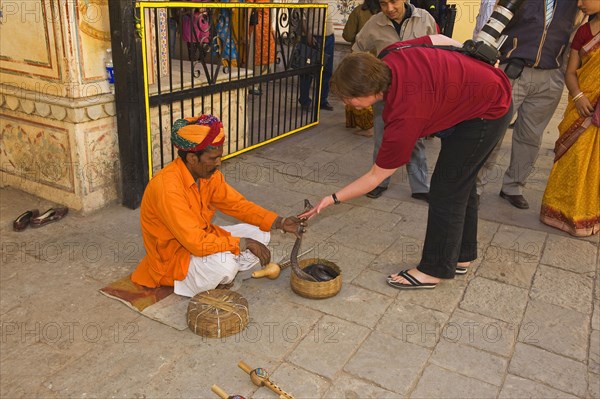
[0,0,119,211]
[1,115,74,192]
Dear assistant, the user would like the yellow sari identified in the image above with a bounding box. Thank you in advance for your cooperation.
[345,105,374,131]
[540,31,600,237]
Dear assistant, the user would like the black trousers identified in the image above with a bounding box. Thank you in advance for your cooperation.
[418,104,512,279]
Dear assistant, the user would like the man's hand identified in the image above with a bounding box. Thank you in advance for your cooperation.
[273,216,307,238]
[282,216,307,238]
[242,238,271,266]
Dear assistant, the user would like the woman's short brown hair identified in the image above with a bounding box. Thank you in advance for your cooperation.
[330,52,392,99]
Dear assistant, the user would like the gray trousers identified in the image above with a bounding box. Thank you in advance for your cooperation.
[373,101,430,193]
[476,67,565,195]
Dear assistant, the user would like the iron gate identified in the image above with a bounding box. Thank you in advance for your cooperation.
[136,1,328,178]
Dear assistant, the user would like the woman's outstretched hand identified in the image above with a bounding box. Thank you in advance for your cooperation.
[298,196,334,220]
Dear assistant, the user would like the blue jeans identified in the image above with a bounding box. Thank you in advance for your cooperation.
[418,104,512,279]
[299,34,334,106]
[373,101,430,193]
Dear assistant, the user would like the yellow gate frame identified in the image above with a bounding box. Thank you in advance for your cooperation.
[136,1,328,178]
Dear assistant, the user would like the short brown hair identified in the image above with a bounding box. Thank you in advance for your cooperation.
[330,52,392,99]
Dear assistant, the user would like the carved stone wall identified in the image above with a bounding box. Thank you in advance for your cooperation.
[0,0,118,212]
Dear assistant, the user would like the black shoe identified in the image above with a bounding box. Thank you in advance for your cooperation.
[249,88,262,96]
[320,102,334,111]
[411,192,429,203]
[366,186,388,199]
[499,191,529,209]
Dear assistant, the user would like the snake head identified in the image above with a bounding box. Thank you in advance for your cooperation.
[295,199,313,235]
[303,199,314,212]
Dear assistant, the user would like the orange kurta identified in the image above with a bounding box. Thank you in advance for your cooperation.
[132,158,278,288]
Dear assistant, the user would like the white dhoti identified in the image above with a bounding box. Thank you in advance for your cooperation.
[174,224,270,297]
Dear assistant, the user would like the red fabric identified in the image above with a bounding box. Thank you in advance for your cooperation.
[376,36,512,169]
[571,23,593,52]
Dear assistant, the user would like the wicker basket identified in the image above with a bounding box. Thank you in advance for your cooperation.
[187,289,249,338]
[290,258,342,299]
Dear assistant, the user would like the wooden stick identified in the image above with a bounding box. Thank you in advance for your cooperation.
[211,385,246,399]
[211,385,229,399]
[237,361,294,399]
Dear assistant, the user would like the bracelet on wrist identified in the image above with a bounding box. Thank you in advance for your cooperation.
[573,92,585,102]
[332,193,341,205]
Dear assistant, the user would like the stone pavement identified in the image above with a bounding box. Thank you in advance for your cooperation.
[1,90,599,398]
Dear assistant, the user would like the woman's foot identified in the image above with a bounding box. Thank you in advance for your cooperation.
[456,262,470,275]
[354,128,373,137]
[387,268,440,289]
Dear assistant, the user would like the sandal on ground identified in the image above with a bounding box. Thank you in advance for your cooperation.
[13,209,40,231]
[455,266,468,275]
[30,207,69,228]
[386,270,437,290]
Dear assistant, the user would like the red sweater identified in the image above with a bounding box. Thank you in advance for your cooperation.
[376,36,512,169]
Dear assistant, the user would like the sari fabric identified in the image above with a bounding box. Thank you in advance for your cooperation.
[540,27,600,237]
[215,0,240,67]
[248,0,276,66]
[345,105,374,130]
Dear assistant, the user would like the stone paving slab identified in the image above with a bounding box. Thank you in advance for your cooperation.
[213,294,324,362]
[540,234,598,273]
[286,315,370,380]
[429,340,508,386]
[369,235,424,276]
[323,373,401,398]
[590,329,600,375]
[328,224,400,256]
[411,364,500,398]
[498,374,578,399]
[256,362,331,399]
[530,264,595,314]
[490,225,548,261]
[313,243,377,284]
[460,277,529,324]
[286,283,393,329]
[376,301,449,349]
[518,300,590,361]
[589,372,600,399]
[345,331,431,395]
[446,309,518,357]
[351,268,399,297]
[508,342,588,397]
[476,245,539,288]
[399,278,469,314]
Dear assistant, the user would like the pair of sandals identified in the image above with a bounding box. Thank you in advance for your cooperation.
[386,265,468,290]
[13,207,69,231]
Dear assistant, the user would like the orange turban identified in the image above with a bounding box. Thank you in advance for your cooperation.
[171,114,225,151]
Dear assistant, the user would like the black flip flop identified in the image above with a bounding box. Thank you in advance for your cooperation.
[386,270,437,290]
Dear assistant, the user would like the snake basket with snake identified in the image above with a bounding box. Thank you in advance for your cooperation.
[290,200,342,299]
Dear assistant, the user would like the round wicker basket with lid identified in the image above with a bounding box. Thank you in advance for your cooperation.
[187,289,249,338]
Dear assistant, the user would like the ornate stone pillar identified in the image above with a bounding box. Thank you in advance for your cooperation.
[0,0,119,212]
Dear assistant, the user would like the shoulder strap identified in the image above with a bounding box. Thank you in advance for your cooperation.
[377,43,467,59]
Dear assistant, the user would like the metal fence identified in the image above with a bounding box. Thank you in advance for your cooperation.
[136,2,327,177]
